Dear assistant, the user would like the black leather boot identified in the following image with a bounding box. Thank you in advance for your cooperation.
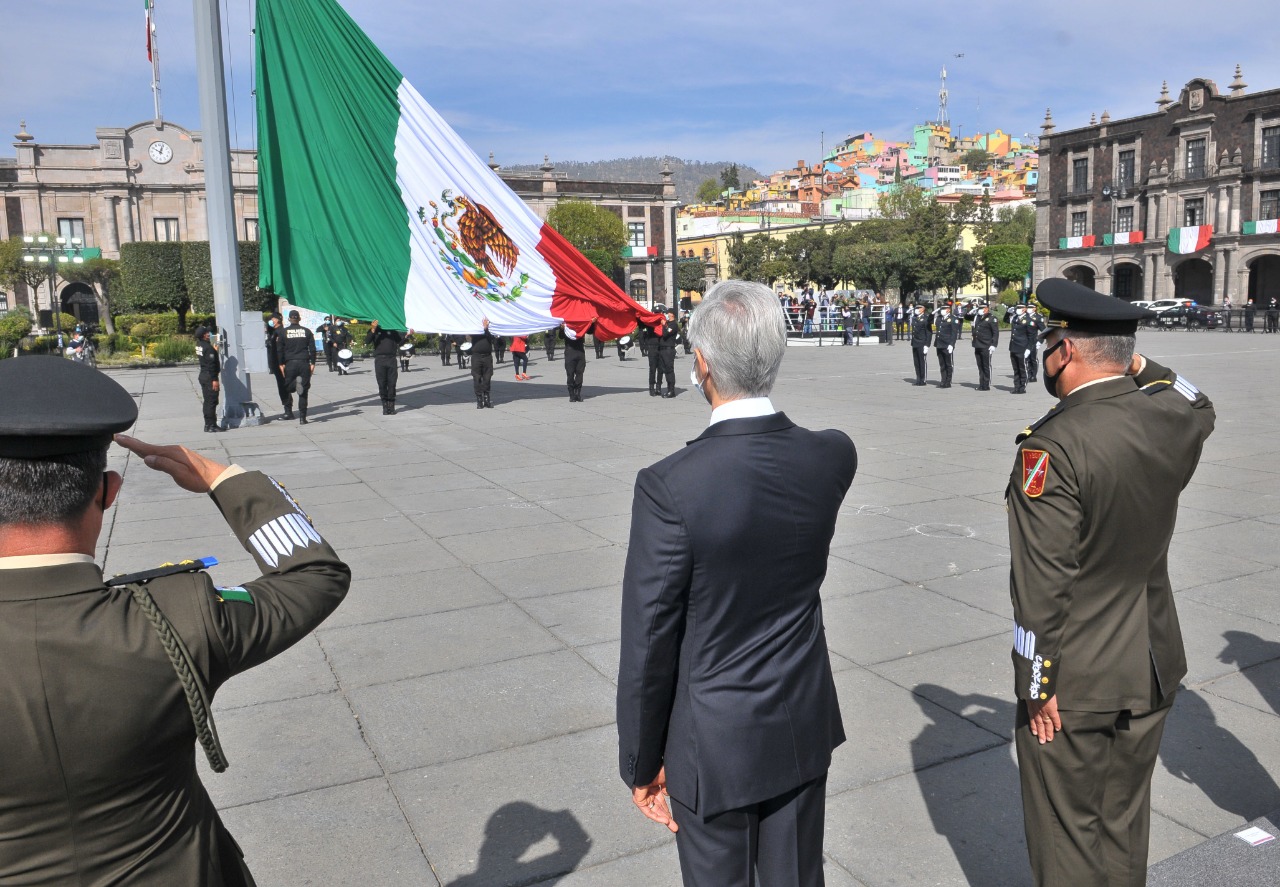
[476,395,484,409]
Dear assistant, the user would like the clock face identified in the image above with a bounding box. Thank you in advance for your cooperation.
[148,141,173,164]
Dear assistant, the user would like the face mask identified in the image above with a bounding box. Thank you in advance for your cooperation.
[690,363,712,404]
[1042,338,1068,397]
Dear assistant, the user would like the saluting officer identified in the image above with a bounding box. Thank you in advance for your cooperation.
[932,304,960,388]
[0,356,351,885]
[1008,305,1033,394]
[971,303,1000,391]
[194,325,221,433]
[274,309,317,423]
[909,304,931,386]
[1007,278,1214,887]
[1026,306,1047,384]
[656,311,678,398]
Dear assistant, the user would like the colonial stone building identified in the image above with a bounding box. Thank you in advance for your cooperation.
[0,121,677,322]
[1033,69,1280,305]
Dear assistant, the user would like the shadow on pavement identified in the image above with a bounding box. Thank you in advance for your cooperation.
[446,801,591,887]
[1218,631,1280,716]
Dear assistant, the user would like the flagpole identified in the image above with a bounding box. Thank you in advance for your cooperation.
[149,1,163,126]
[193,0,261,427]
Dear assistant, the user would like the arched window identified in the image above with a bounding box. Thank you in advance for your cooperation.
[629,279,648,300]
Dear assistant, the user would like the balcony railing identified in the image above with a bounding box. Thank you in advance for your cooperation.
[1250,156,1280,174]
[1169,161,1217,183]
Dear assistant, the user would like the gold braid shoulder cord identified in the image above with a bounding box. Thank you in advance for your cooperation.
[127,582,229,772]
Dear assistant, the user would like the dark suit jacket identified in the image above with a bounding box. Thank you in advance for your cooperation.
[0,471,350,885]
[617,412,856,817]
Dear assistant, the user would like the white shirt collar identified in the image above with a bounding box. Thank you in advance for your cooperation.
[1064,374,1125,397]
[709,397,777,426]
[0,553,97,570]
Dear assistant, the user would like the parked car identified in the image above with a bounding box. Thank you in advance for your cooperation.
[1154,303,1219,329]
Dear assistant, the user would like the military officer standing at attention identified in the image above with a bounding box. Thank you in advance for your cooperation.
[468,317,497,409]
[195,325,222,433]
[932,303,960,388]
[909,303,931,385]
[1007,278,1214,887]
[366,319,411,414]
[656,311,679,398]
[273,309,316,423]
[971,303,999,390]
[0,356,351,886]
[1008,304,1033,394]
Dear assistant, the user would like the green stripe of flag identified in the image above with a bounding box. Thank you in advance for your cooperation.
[255,0,411,327]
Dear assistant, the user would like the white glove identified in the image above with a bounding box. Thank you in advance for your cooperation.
[1024,349,1031,358]
[989,346,995,354]
[923,346,929,355]
[947,346,954,354]
[1036,341,1044,350]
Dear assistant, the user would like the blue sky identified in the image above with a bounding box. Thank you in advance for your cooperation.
[5,0,1280,173]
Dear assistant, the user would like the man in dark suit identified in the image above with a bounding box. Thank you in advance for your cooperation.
[0,356,351,886]
[1008,279,1215,887]
[618,279,856,886]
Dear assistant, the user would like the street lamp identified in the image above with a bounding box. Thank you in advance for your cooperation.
[21,234,86,346]
[1100,183,1125,298]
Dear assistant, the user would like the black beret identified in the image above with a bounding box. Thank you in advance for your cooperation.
[1035,278,1154,335]
[0,357,137,458]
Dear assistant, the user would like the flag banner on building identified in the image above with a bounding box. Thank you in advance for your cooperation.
[1058,235,1096,249]
[1166,225,1212,255]
[144,0,154,61]
[254,0,663,338]
[1101,232,1144,246]
[1242,219,1279,235]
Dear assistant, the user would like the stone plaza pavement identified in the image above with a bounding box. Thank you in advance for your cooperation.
[98,330,1280,886]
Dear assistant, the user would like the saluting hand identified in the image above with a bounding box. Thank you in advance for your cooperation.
[114,435,230,494]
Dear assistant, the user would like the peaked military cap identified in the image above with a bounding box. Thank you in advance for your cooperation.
[0,356,137,458]
[1035,277,1154,335]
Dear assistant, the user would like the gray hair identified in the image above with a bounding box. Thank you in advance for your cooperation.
[0,447,107,526]
[1063,331,1135,370]
[688,280,787,399]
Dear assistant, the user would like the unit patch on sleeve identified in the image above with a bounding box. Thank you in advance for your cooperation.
[1021,449,1049,498]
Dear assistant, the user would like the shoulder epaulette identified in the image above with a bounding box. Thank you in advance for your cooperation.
[1016,407,1060,443]
[1141,379,1173,395]
[105,557,218,587]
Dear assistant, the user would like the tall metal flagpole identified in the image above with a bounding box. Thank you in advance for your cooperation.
[193,0,260,427]
[148,1,163,126]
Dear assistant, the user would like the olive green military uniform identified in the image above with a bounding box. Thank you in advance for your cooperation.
[1007,358,1214,887]
[0,469,351,886]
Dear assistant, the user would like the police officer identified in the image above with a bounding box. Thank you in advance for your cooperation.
[638,322,651,358]
[468,318,496,409]
[544,326,558,361]
[1008,305,1033,394]
[971,303,1000,391]
[562,320,594,402]
[274,309,316,423]
[932,304,960,388]
[194,325,221,433]
[1008,279,1215,887]
[455,333,470,370]
[0,356,351,885]
[646,318,664,396]
[909,303,931,386]
[656,311,678,398]
[366,319,409,415]
[1026,306,1047,383]
[330,322,353,374]
[265,312,291,416]
[318,316,339,372]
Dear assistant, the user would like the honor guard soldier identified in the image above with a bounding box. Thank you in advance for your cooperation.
[194,325,222,433]
[909,304,931,385]
[1008,305,1034,394]
[273,309,317,423]
[932,304,960,388]
[656,312,678,397]
[1007,278,1214,887]
[562,320,595,402]
[265,312,291,417]
[1026,306,1047,384]
[468,318,496,409]
[366,320,410,414]
[0,356,351,886]
[971,303,1000,390]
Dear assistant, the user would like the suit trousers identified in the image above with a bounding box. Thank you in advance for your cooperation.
[282,360,312,415]
[912,346,927,383]
[374,356,398,403]
[659,348,676,392]
[471,353,493,397]
[1016,693,1175,887]
[649,348,663,391]
[564,350,585,393]
[1010,352,1028,392]
[671,775,827,887]
[974,348,992,389]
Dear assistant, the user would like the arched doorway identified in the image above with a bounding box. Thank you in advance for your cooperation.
[1113,262,1144,301]
[60,283,100,328]
[1174,258,1213,303]
[1063,265,1096,290]
[1247,254,1280,306]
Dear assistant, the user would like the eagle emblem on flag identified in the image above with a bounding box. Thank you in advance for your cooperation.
[1021,449,1049,498]
[419,189,530,303]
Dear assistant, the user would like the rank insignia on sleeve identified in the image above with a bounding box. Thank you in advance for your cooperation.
[1021,449,1049,498]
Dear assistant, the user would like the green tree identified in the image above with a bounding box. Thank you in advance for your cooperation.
[676,257,707,294]
[0,235,61,316]
[546,200,627,276]
[0,307,34,356]
[990,205,1037,247]
[720,164,741,191]
[959,148,993,171]
[944,248,976,296]
[118,241,191,330]
[57,258,121,334]
[695,178,722,204]
[728,234,788,285]
[983,243,1032,288]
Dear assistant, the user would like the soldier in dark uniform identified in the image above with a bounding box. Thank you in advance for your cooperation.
[318,317,340,372]
[331,322,353,374]
[273,309,316,423]
[468,317,496,409]
[1244,299,1256,332]
[366,319,409,415]
[562,321,594,402]
[909,304,931,386]
[971,303,999,390]
[455,333,470,369]
[0,356,351,886]
[439,332,453,366]
[195,326,221,433]
[638,322,651,358]
[594,330,606,358]
[493,334,507,364]
[1007,279,1214,887]
[646,319,664,396]
[1026,307,1046,383]
[1008,305,1033,394]
[1267,297,1279,333]
[656,312,678,397]
[932,304,959,388]
[544,326,558,361]
[264,313,291,418]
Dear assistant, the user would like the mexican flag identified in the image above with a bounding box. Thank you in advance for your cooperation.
[1243,220,1279,235]
[254,0,663,339]
[1167,225,1212,255]
[1058,235,1096,249]
[1101,232,1144,246]
[144,0,154,62]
